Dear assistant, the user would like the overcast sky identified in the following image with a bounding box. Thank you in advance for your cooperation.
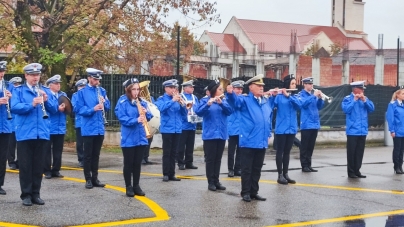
[169,0,403,49]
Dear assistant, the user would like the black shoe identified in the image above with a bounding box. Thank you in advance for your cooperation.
[308,167,318,172]
[126,186,134,197]
[144,160,153,165]
[51,172,64,178]
[22,197,32,206]
[394,167,403,174]
[283,173,296,184]
[9,163,17,170]
[133,185,145,196]
[163,175,169,182]
[277,174,288,185]
[178,165,185,170]
[234,170,241,176]
[348,174,358,178]
[169,176,181,181]
[215,183,226,190]
[208,184,216,191]
[85,180,93,189]
[31,197,45,205]
[185,164,198,169]
[141,159,147,165]
[251,194,266,201]
[78,161,84,168]
[228,170,234,177]
[263,163,266,165]
[302,167,311,172]
[92,179,105,187]
[356,173,366,178]
[0,187,6,195]
[44,173,52,179]
[242,194,251,202]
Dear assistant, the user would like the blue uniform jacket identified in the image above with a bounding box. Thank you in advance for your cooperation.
[75,85,111,136]
[155,93,187,133]
[46,89,67,134]
[342,93,375,136]
[196,95,233,140]
[180,93,199,130]
[10,84,58,141]
[72,92,82,128]
[386,100,404,137]
[115,96,153,147]
[299,90,324,130]
[226,93,241,136]
[227,92,272,148]
[274,94,301,134]
[0,80,12,133]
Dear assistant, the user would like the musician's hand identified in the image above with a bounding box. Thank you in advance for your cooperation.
[42,93,48,102]
[391,132,396,138]
[216,97,223,104]
[272,88,279,96]
[172,95,180,102]
[138,115,145,123]
[94,103,103,111]
[32,97,43,107]
[99,96,105,103]
[226,85,233,94]
[207,98,215,106]
[354,94,360,101]
[281,89,289,97]
[58,103,65,112]
[5,90,11,98]
[361,95,366,102]
[0,97,8,105]
[142,107,147,113]
[314,90,321,97]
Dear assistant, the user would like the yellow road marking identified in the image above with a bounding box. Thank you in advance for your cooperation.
[3,172,170,227]
[265,209,404,227]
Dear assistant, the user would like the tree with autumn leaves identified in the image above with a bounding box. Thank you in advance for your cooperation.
[0,0,219,83]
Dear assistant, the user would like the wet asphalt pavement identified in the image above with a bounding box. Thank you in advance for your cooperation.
[1,146,404,227]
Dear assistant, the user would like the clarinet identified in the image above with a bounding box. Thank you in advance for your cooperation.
[2,79,12,120]
[97,86,108,125]
[34,83,49,119]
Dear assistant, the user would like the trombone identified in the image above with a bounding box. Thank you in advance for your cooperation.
[313,89,333,103]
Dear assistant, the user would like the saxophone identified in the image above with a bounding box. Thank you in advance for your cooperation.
[133,98,152,139]
[2,79,11,120]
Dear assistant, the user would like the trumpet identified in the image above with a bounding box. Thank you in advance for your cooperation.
[2,79,11,120]
[313,89,333,103]
[34,84,48,119]
[97,86,108,125]
[186,102,193,110]
[172,91,186,107]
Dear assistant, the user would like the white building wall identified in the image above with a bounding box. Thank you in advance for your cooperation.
[223,17,255,59]
[345,1,365,31]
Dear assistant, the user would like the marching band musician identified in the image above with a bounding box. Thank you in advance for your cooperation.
[115,78,152,197]
[11,63,58,206]
[0,61,11,195]
[342,81,374,178]
[299,77,324,173]
[76,68,110,189]
[43,75,67,179]
[274,74,301,185]
[196,79,232,192]
[155,79,187,182]
[226,74,272,202]
[386,86,404,174]
[226,80,244,177]
[177,80,199,170]
[7,77,22,171]
[72,79,88,167]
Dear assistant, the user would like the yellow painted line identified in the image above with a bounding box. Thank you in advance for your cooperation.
[3,171,170,227]
[265,209,404,227]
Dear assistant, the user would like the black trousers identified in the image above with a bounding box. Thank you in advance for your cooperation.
[275,134,295,174]
[300,129,318,168]
[76,128,84,162]
[83,135,104,181]
[17,139,47,200]
[177,130,196,166]
[273,134,301,150]
[122,146,146,187]
[162,133,180,177]
[204,139,225,185]
[0,133,10,186]
[227,135,241,171]
[346,135,366,176]
[143,136,153,160]
[240,147,265,196]
[44,134,65,174]
[392,137,404,169]
[7,131,17,165]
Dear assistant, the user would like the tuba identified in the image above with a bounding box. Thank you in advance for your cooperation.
[139,81,152,103]
[219,77,230,89]
[138,80,161,136]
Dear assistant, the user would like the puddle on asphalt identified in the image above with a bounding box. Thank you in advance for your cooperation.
[343,215,404,226]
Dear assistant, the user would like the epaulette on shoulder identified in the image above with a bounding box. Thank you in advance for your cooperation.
[345,95,350,98]
[390,101,395,104]
[120,98,127,104]
[242,93,248,96]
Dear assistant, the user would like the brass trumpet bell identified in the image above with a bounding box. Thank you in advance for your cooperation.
[186,102,193,109]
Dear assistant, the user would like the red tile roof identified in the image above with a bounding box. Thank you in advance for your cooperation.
[206,32,246,54]
[233,18,373,52]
